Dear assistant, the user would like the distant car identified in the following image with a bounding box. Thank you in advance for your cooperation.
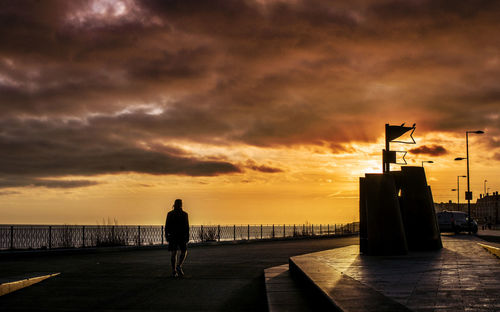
[436,211,478,234]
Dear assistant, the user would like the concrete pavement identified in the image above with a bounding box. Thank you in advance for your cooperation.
[0,236,358,311]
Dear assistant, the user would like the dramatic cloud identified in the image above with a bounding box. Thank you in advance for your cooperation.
[1,0,499,189]
[0,117,241,188]
[409,145,449,156]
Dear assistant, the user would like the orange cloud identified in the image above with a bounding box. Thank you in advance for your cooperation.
[409,145,448,156]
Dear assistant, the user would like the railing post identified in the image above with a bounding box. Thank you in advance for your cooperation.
[320,224,322,235]
[303,224,305,235]
[48,226,52,249]
[293,224,296,236]
[283,224,285,238]
[82,226,85,247]
[312,224,314,236]
[218,225,221,242]
[233,225,236,241]
[335,224,337,235]
[138,225,141,246]
[328,224,330,235]
[260,224,263,239]
[272,224,275,238]
[10,226,13,249]
[248,225,250,240]
[201,225,204,242]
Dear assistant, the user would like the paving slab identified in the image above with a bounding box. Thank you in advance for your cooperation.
[290,235,500,312]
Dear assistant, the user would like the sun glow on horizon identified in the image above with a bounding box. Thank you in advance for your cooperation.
[1,129,497,225]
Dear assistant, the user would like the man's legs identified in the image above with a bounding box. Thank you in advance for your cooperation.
[170,250,178,276]
[178,250,187,267]
[176,248,187,276]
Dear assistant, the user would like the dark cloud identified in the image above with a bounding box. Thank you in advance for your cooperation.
[0,0,499,187]
[245,160,283,173]
[0,190,21,196]
[409,145,448,156]
[0,177,100,189]
[0,117,241,188]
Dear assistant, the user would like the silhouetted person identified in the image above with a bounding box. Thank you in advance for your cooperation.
[165,199,189,277]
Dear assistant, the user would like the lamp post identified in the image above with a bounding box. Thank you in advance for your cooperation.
[484,179,488,196]
[421,160,434,167]
[457,175,466,211]
[454,130,484,234]
[451,188,457,208]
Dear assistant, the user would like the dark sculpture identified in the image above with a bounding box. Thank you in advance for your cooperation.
[359,124,442,255]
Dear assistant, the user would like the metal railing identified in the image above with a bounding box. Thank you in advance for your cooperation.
[0,222,359,250]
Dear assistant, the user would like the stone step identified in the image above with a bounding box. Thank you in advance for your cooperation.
[264,264,312,312]
[0,273,60,297]
[264,264,333,312]
[289,249,411,312]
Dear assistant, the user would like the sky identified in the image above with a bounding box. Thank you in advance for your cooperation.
[0,0,499,225]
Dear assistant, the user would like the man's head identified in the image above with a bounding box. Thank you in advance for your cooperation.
[173,199,183,210]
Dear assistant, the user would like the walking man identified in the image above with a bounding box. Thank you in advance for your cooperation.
[165,199,189,277]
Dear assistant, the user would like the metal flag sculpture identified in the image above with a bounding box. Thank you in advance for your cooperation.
[383,123,416,173]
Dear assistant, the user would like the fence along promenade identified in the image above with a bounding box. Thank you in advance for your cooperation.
[0,223,359,250]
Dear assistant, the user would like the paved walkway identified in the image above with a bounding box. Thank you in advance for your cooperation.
[289,235,500,311]
[477,229,500,237]
[0,236,358,311]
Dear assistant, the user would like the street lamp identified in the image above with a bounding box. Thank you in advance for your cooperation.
[451,188,457,205]
[484,179,488,196]
[421,160,434,167]
[455,130,484,234]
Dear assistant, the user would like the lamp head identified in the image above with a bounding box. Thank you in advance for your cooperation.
[459,175,466,178]
[455,157,466,161]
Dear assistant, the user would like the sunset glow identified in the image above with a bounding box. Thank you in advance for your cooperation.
[0,0,499,225]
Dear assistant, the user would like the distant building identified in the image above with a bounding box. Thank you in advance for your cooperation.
[475,191,500,225]
[434,201,470,213]
[434,191,499,225]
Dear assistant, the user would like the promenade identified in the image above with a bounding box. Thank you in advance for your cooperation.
[0,236,357,311]
[266,232,500,312]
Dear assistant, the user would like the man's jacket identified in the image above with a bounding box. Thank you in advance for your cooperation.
[165,209,189,242]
